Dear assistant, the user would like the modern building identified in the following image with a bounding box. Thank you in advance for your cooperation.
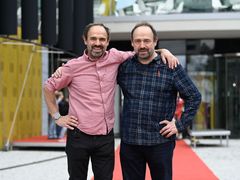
[0,0,93,149]
[94,0,240,138]
[0,0,240,150]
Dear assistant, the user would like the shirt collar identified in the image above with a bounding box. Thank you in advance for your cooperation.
[133,53,162,65]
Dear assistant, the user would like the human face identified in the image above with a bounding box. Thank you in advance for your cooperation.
[83,25,109,60]
[131,26,158,63]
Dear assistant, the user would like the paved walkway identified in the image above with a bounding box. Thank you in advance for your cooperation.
[0,138,239,180]
[187,138,240,180]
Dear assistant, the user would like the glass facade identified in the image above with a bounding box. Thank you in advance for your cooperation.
[109,39,240,137]
[168,39,240,137]
[94,0,240,16]
[27,0,238,137]
[187,55,216,130]
[216,54,240,137]
[93,1,240,137]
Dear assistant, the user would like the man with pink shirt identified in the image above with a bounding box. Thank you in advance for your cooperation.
[43,23,178,180]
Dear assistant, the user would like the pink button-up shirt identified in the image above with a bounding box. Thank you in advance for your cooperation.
[44,48,133,135]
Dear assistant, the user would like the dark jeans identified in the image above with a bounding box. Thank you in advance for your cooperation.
[66,128,114,180]
[120,141,176,180]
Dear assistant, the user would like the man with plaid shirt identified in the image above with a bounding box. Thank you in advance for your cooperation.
[117,22,201,180]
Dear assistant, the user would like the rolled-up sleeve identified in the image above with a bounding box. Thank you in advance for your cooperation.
[44,63,73,92]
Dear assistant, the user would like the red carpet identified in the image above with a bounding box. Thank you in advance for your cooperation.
[113,140,218,180]
[13,135,66,142]
[14,137,218,179]
[13,136,66,147]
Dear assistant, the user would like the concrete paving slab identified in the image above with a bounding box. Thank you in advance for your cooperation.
[0,138,239,180]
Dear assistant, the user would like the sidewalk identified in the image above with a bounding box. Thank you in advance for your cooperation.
[0,138,239,180]
[186,138,240,180]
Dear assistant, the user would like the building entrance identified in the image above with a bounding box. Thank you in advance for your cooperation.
[224,55,240,137]
[188,54,240,137]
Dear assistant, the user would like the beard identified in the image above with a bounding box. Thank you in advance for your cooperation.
[89,45,105,59]
[137,48,151,59]
[136,48,156,63]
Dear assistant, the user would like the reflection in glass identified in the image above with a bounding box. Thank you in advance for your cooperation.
[187,55,216,130]
[93,0,240,17]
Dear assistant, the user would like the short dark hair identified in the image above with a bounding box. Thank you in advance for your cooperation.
[83,23,110,40]
[131,22,158,41]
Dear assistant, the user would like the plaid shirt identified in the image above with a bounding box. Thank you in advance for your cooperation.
[117,55,201,145]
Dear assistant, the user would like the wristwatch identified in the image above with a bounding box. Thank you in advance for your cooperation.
[52,112,61,121]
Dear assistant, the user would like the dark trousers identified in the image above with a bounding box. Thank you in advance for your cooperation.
[120,141,175,180]
[66,128,114,180]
